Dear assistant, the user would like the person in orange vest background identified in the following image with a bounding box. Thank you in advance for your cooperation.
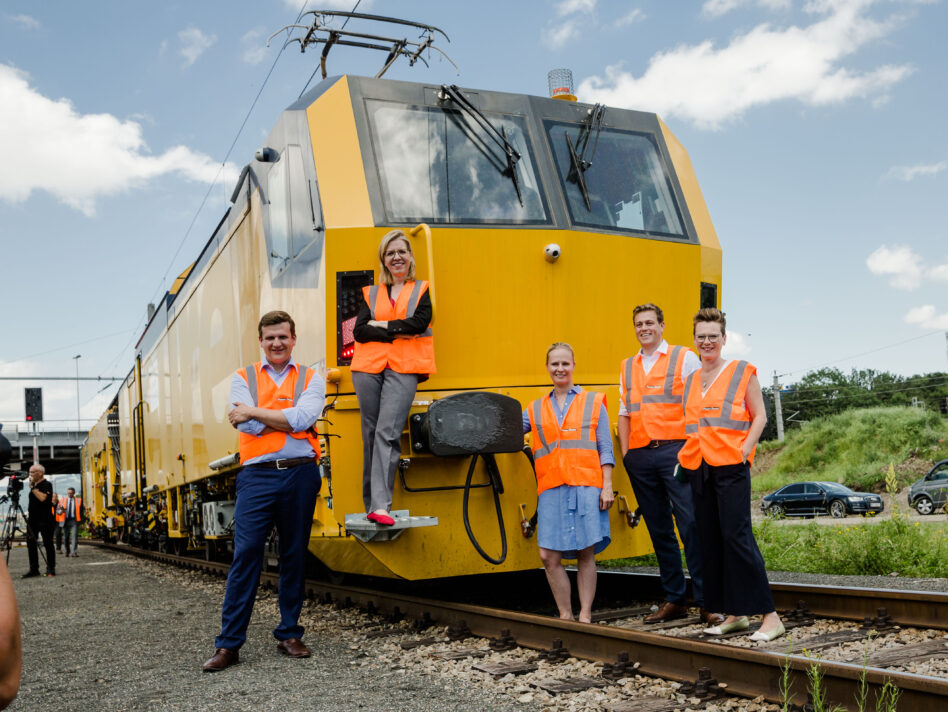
[524,342,614,623]
[202,310,325,672]
[617,304,721,627]
[59,488,84,556]
[677,307,783,642]
[351,230,435,527]
[52,493,65,554]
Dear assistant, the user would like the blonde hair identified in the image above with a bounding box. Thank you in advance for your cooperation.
[545,341,575,364]
[378,230,415,286]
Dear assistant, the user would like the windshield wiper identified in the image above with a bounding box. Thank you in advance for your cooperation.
[438,84,523,206]
[565,103,606,212]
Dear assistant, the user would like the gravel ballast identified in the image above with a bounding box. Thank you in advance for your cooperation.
[7,544,542,712]
[7,544,945,711]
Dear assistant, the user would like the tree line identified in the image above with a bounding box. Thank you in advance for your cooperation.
[761,368,948,440]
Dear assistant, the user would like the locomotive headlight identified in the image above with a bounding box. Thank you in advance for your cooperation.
[544,243,562,263]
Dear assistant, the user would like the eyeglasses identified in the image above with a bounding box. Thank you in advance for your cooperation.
[695,335,721,343]
[384,249,410,259]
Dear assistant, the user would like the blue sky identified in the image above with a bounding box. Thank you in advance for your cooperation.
[1,0,946,431]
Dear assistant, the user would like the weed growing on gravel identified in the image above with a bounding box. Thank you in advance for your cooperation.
[754,518,948,577]
[803,651,845,712]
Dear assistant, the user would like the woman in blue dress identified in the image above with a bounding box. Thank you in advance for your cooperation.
[523,342,614,622]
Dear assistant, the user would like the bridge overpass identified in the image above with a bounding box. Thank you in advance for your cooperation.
[0,422,88,474]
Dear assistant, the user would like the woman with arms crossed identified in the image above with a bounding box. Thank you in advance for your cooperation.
[351,230,435,526]
[678,308,783,641]
[524,343,614,623]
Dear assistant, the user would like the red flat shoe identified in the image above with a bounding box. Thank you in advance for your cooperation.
[367,512,395,526]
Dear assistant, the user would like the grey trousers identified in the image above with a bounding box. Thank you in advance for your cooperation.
[352,369,419,513]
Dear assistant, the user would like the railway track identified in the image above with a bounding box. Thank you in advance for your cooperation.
[90,542,948,710]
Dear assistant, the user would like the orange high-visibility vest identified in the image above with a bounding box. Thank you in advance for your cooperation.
[54,499,65,523]
[236,362,322,463]
[350,280,435,375]
[60,496,82,523]
[678,360,756,469]
[527,390,607,495]
[620,346,687,448]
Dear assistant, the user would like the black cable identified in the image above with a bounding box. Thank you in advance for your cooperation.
[461,453,506,565]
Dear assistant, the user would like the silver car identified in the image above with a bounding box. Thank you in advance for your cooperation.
[907,460,948,515]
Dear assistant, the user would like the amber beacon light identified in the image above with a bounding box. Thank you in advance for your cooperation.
[548,68,578,101]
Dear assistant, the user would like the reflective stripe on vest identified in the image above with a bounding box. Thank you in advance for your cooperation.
[237,362,321,463]
[678,361,755,469]
[528,391,605,495]
[350,280,435,374]
[622,346,687,447]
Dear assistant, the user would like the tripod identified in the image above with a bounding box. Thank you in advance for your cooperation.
[0,490,46,569]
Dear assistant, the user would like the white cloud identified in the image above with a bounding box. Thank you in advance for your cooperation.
[722,331,752,359]
[8,14,41,29]
[928,263,948,282]
[616,9,646,26]
[241,29,269,66]
[866,244,923,290]
[885,160,947,181]
[702,0,791,17]
[0,64,239,216]
[904,305,948,330]
[578,0,912,129]
[543,23,580,49]
[179,27,216,67]
[556,0,598,16]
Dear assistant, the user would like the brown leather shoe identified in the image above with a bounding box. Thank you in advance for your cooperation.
[644,601,688,624]
[700,609,726,626]
[202,647,239,672]
[276,637,311,658]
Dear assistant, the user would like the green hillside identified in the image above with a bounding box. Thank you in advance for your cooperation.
[753,406,948,494]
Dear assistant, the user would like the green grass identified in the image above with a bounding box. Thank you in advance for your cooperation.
[754,518,948,578]
[753,406,948,495]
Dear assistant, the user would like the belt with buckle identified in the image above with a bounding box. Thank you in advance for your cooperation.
[252,457,317,470]
[645,439,685,449]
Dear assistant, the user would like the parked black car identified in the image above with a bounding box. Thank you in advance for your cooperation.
[907,460,948,515]
[760,481,884,518]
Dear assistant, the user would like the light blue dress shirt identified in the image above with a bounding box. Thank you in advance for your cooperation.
[230,358,326,465]
[521,385,616,466]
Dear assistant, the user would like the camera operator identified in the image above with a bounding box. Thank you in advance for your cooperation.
[23,464,55,578]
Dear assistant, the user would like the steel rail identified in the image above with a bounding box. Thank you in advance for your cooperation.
[93,543,948,709]
[596,571,948,630]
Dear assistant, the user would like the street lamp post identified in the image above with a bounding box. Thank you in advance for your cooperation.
[73,354,81,435]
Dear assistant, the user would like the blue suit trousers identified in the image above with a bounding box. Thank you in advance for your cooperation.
[623,441,704,607]
[215,461,321,650]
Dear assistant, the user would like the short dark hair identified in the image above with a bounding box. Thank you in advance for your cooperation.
[693,307,726,335]
[67,487,75,494]
[632,303,664,323]
[258,310,295,338]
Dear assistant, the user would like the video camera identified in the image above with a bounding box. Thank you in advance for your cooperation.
[1,426,27,497]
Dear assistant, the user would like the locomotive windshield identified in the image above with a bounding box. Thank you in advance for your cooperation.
[367,99,547,225]
[545,121,686,238]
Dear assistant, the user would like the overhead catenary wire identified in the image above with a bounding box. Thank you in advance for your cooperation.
[102,1,312,385]
[778,330,945,379]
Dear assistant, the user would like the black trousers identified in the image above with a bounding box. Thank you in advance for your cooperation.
[686,461,774,615]
[27,517,56,574]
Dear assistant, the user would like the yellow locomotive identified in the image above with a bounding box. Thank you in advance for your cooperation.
[81,14,722,580]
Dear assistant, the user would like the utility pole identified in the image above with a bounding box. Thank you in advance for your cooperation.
[773,372,785,442]
[73,354,82,435]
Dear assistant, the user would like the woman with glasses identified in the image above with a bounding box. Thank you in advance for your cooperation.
[524,342,614,623]
[677,308,783,642]
[351,230,435,526]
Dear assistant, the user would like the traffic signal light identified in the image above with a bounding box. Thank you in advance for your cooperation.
[25,387,43,422]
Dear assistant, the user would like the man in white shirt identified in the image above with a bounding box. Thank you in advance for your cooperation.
[618,303,720,625]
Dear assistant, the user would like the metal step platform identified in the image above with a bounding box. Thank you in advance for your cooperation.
[344,510,438,543]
